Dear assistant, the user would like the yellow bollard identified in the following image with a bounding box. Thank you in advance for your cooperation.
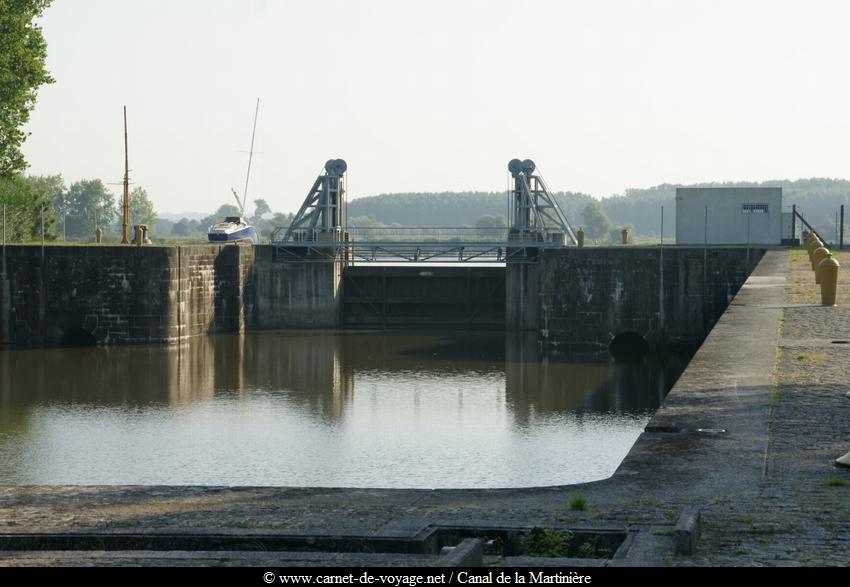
[95,227,102,243]
[807,236,819,255]
[621,228,629,245]
[819,253,840,306]
[809,239,824,269]
[813,247,830,283]
[577,228,585,248]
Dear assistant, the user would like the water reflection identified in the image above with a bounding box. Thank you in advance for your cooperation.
[0,332,689,487]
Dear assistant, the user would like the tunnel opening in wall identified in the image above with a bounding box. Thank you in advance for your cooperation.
[608,332,650,362]
[60,328,97,347]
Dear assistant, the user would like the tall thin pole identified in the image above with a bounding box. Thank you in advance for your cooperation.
[840,204,845,249]
[121,105,130,244]
[791,204,797,246]
[41,205,45,257]
[835,211,839,246]
[241,98,260,215]
[659,205,665,331]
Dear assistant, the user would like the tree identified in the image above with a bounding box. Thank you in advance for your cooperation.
[271,212,292,226]
[128,186,157,230]
[0,174,56,241]
[474,214,508,228]
[24,174,65,210]
[63,179,116,239]
[0,0,54,176]
[581,201,612,240]
[171,218,192,236]
[252,198,271,224]
[201,204,241,229]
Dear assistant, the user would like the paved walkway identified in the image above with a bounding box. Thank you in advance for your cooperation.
[0,249,848,566]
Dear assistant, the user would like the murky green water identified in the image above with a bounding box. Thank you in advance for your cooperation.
[0,332,688,488]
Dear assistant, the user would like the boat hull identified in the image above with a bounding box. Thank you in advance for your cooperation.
[208,225,259,244]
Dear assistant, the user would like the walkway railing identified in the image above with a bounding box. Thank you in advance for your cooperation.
[271,226,570,263]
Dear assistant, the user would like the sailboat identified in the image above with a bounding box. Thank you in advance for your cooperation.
[208,99,261,244]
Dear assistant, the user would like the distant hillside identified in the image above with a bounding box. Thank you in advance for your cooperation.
[347,178,850,239]
[347,191,594,228]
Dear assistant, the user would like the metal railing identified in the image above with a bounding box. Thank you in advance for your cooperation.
[270,226,571,263]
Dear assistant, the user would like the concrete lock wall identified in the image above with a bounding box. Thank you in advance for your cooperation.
[507,247,764,351]
[250,247,342,329]
[3,244,761,351]
[0,245,339,347]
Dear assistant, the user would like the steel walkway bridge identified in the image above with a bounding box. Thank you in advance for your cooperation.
[271,158,578,264]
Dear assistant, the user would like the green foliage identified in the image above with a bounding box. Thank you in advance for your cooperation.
[271,212,292,227]
[170,217,204,237]
[62,179,116,239]
[252,198,271,223]
[201,204,241,229]
[25,174,64,212]
[474,214,508,229]
[0,0,54,176]
[349,214,389,229]
[129,186,157,230]
[581,201,612,240]
[569,494,588,511]
[523,528,574,557]
[0,173,57,241]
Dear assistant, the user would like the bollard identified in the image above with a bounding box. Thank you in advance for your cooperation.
[819,253,839,306]
[134,225,143,246]
[577,228,585,248]
[95,227,102,243]
[813,247,830,283]
[808,237,822,264]
[621,228,629,245]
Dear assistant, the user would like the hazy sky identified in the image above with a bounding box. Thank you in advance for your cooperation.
[23,0,850,215]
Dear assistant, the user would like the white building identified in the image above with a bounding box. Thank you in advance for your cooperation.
[675,187,787,245]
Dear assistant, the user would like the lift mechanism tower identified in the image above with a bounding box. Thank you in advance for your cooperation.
[508,158,577,246]
[281,159,348,243]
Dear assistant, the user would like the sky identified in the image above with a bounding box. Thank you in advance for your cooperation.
[23,0,850,216]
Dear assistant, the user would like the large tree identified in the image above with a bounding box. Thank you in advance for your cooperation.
[201,204,241,229]
[63,179,116,239]
[0,174,56,241]
[251,198,271,223]
[128,186,157,230]
[0,0,54,177]
[581,200,613,241]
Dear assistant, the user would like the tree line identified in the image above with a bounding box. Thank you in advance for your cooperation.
[0,175,157,242]
[346,178,850,243]
[0,174,300,243]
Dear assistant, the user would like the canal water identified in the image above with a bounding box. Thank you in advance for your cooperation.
[0,332,688,488]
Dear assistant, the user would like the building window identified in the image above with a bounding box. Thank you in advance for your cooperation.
[742,203,769,214]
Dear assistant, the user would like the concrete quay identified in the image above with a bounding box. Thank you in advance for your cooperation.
[0,249,848,566]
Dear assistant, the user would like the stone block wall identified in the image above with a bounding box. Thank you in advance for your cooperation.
[508,247,764,351]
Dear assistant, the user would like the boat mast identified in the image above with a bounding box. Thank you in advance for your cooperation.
[121,106,130,244]
[241,98,260,216]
